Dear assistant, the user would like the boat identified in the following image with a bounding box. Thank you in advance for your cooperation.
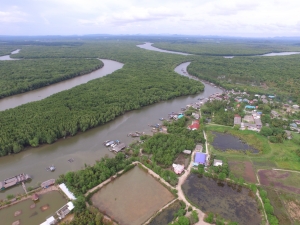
[0,173,31,191]
[159,118,164,121]
[181,108,186,111]
[47,165,56,172]
[105,140,115,147]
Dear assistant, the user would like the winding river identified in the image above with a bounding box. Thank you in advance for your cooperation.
[0,49,20,60]
[0,59,123,111]
[0,45,221,199]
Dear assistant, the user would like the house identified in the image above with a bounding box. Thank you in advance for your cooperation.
[192,113,200,120]
[245,105,256,110]
[194,152,207,166]
[253,99,258,103]
[172,164,185,174]
[261,95,266,99]
[234,115,241,125]
[32,193,39,201]
[183,150,192,154]
[59,183,76,200]
[243,98,249,103]
[290,123,298,128]
[188,121,199,130]
[41,179,56,189]
[271,110,280,118]
[262,99,268,104]
[285,130,292,140]
[40,216,56,225]
[268,95,275,99]
[292,105,299,109]
[254,118,262,129]
[213,159,223,167]
[195,144,203,152]
[56,202,75,219]
[112,143,126,153]
[178,114,184,119]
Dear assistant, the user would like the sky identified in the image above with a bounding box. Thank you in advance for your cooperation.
[1,0,300,37]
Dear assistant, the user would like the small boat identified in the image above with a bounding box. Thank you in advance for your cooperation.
[47,165,56,172]
[105,141,115,147]
[181,108,186,111]
[159,118,164,121]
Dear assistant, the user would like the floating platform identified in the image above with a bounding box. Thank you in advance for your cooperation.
[0,173,31,190]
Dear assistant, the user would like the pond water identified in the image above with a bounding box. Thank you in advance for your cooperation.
[0,62,222,200]
[137,42,191,55]
[0,49,20,61]
[91,166,174,225]
[211,132,259,153]
[182,174,261,225]
[0,59,124,111]
[148,200,181,225]
[0,190,67,225]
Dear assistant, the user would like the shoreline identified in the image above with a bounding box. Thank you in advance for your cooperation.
[0,185,59,210]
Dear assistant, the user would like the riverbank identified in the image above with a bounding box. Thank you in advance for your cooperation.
[0,185,59,210]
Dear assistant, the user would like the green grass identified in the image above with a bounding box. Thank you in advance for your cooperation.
[206,125,300,171]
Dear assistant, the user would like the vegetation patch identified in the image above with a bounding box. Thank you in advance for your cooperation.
[148,200,181,225]
[258,170,300,194]
[182,174,261,225]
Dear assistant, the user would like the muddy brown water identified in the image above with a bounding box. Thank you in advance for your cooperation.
[0,59,124,111]
[212,132,259,153]
[182,174,261,225]
[0,61,222,199]
[0,190,67,225]
[148,200,181,225]
[91,166,174,225]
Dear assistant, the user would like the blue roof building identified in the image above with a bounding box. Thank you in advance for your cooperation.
[245,105,256,109]
[194,152,207,165]
[178,114,184,119]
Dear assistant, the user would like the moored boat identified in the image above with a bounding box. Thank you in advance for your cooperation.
[0,173,31,191]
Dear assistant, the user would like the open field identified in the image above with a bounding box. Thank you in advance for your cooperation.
[228,160,257,183]
[91,166,174,225]
[258,170,300,194]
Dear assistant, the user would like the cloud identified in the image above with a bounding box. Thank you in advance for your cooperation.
[0,9,27,23]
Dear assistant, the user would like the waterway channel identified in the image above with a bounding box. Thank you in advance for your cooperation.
[0,61,222,199]
[0,59,124,111]
[0,49,20,61]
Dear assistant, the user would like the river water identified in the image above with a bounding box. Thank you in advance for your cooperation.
[0,49,20,61]
[0,59,124,111]
[137,42,191,55]
[0,44,222,199]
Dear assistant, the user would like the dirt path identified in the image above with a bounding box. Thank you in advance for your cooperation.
[256,190,269,225]
[176,150,210,225]
[272,168,300,174]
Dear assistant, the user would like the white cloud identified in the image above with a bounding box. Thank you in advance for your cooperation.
[1,0,300,36]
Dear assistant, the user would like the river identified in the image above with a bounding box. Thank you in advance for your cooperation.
[0,61,221,199]
[137,42,191,55]
[0,59,124,111]
[0,49,20,61]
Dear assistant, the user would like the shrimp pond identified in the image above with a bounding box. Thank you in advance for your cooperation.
[0,190,67,225]
[211,132,259,153]
[182,174,261,225]
[91,166,174,225]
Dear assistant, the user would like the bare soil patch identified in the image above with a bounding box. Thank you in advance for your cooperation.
[229,161,256,183]
[258,170,300,194]
[174,153,189,169]
[285,200,300,221]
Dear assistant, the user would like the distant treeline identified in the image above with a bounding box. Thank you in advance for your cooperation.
[0,41,204,156]
[0,58,103,98]
[188,55,300,102]
[153,41,300,56]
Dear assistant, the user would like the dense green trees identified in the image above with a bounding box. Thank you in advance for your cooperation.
[0,41,204,156]
[143,132,195,167]
[0,58,103,98]
[57,153,133,195]
[153,40,300,56]
[188,54,300,101]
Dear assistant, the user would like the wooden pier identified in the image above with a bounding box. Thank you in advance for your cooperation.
[22,182,27,194]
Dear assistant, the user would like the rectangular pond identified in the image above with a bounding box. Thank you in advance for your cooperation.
[182,174,261,225]
[0,190,67,225]
[91,166,175,225]
[211,132,259,153]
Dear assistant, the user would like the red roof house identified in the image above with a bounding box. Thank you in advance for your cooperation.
[188,121,200,130]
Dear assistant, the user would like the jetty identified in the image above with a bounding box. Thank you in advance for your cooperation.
[111,143,126,153]
[0,173,31,191]
[128,131,145,137]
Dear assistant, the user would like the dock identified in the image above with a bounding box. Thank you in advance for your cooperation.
[22,182,27,194]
